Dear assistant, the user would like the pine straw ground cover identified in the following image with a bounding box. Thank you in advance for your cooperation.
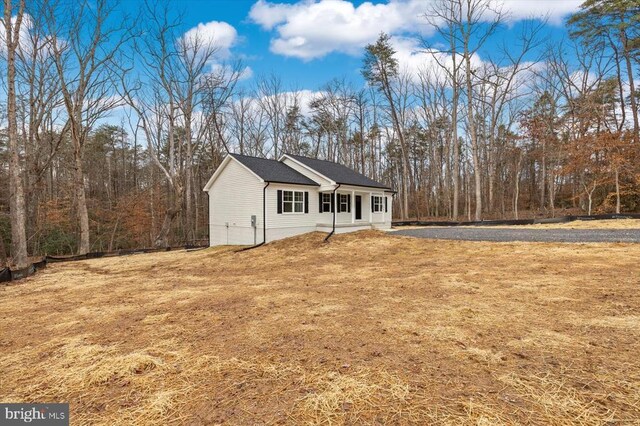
[0,231,639,425]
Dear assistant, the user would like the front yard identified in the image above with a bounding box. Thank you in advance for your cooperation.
[1,231,638,424]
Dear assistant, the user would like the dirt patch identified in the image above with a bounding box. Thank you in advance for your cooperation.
[1,231,639,424]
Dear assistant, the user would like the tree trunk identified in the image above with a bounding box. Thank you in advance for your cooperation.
[540,141,546,211]
[155,208,179,248]
[514,153,522,219]
[185,127,193,244]
[73,137,91,255]
[620,30,639,142]
[4,0,29,268]
[154,176,182,248]
[451,46,460,220]
[0,233,7,267]
[548,172,555,217]
[514,178,519,220]
[465,51,482,221]
[615,167,620,214]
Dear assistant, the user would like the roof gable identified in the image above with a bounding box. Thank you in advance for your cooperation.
[228,154,319,186]
[283,154,392,190]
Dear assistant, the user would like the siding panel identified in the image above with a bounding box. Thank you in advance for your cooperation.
[208,159,263,246]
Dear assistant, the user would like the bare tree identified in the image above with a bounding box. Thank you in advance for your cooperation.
[15,3,67,247]
[424,0,464,219]
[174,25,218,243]
[478,20,546,214]
[256,74,288,158]
[3,0,28,267]
[461,0,503,220]
[46,0,131,254]
[122,1,182,248]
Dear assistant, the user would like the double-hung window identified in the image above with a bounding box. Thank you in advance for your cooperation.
[339,194,349,213]
[283,190,304,213]
[372,196,384,213]
[322,193,332,212]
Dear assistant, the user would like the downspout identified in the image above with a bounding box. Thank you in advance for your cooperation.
[205,190,210,247]
[237,182,270,252]
[324,183,341,242]
[263,182,269,244]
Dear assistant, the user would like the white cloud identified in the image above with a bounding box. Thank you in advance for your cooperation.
[180,21,253,81]
[292,89,325,117]
[495,0,582,25]
[209,63,254,81]
[181,20,238,58]
[239,66,254,81]
[249,0,580,60]
[391,36,484,83]
[249,0,428,60]
[0,14,36,56]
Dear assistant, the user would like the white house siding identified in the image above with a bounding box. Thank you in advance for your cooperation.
[265,183,329,242]
[375,193,393,230]
[208,159,263,246]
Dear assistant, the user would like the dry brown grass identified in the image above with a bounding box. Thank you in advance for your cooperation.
[1,231,639,425]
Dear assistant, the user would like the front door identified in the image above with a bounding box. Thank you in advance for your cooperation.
[355,195,362,220]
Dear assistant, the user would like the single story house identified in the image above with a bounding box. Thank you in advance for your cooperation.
[203,153,394,246]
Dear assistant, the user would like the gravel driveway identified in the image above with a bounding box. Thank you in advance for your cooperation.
[392,227,640,243]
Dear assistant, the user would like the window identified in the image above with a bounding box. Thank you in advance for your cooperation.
[372,196,384,213]
[322,193,332,213]
[339,194,349,213]
[283,190,304,213]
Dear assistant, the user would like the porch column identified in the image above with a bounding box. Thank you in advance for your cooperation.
[351,190,355,223]
[369,191,373,223]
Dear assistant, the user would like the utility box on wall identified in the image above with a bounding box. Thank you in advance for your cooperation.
[251,215,257,244]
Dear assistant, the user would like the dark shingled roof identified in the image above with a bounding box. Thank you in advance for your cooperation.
[286,154,392,190]
[230,153,319,186]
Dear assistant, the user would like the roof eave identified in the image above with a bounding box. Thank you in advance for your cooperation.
[265,180,320,187]
[335,182,394,191]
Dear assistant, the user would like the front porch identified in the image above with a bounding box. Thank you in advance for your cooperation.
[316,186,390,234]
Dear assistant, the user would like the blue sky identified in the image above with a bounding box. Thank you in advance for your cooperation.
[163,0,583,92]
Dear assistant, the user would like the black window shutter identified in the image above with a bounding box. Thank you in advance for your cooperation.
[304,192,309,213]
[347,194,351,213]
[337,194,341,213]
[331,193,335,212]
[319,193,323,212]
[371,196,374,212]
[277,190,282,214]
[385,196,388,212]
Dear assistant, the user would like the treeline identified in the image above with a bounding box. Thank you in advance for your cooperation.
[1,0,639,266]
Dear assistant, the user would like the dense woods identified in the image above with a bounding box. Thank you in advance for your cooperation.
[1,0,639,264]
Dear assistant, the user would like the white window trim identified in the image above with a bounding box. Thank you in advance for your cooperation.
[282,190,305,214]
[339,194,349,213]
[372,195,384,213]
[322,193,332,213]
